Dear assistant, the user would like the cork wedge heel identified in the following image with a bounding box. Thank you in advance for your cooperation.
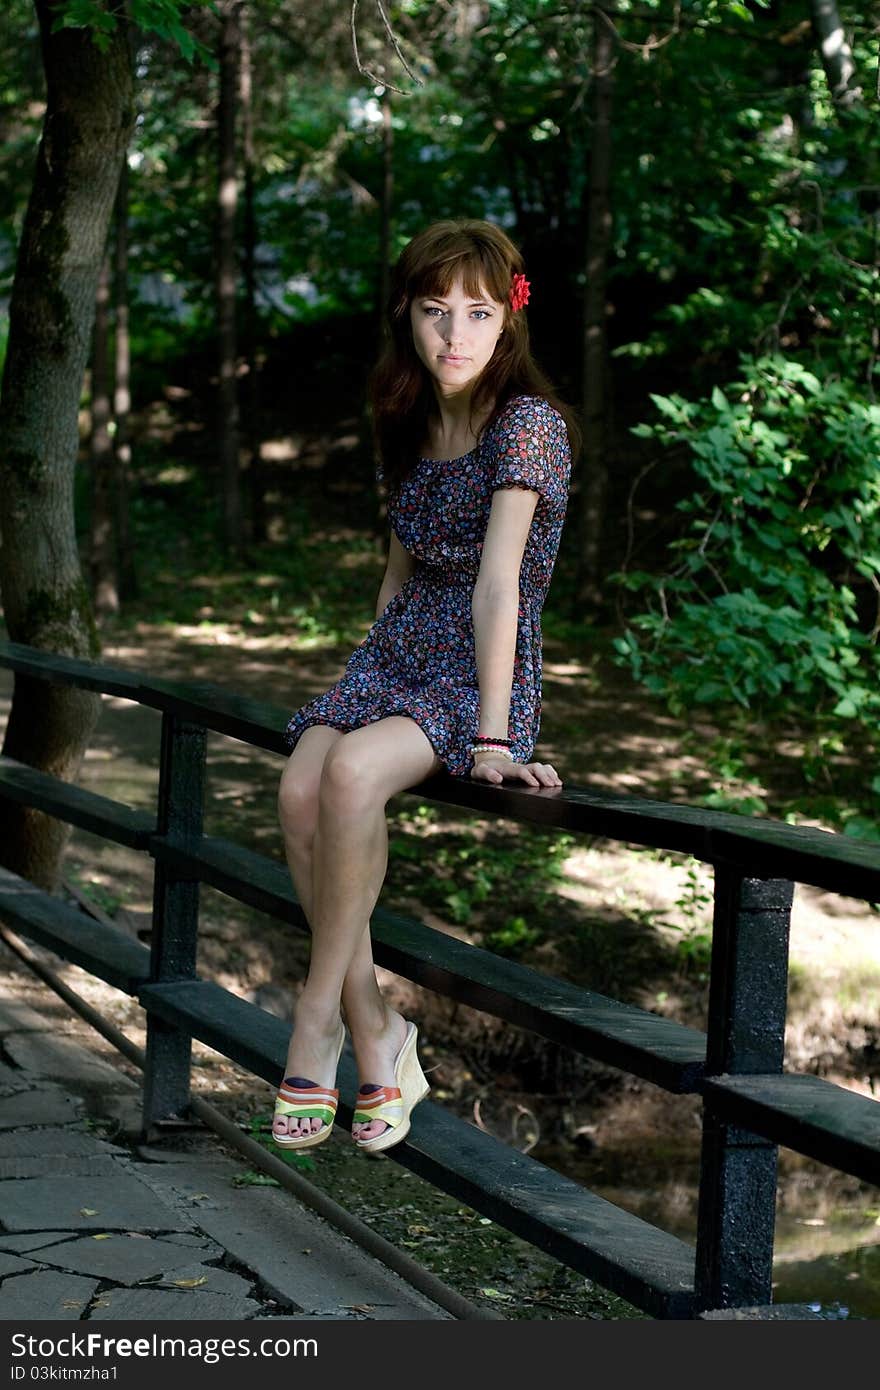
[352,1021,430,1155]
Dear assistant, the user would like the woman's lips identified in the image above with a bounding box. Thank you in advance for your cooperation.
[439,355,468,363]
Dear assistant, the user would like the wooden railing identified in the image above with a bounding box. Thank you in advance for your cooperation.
[0,639,878,1320]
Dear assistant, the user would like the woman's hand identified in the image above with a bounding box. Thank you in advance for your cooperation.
[470,754,562,787]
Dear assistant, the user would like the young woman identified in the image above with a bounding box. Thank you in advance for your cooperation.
[273,218,577,1155]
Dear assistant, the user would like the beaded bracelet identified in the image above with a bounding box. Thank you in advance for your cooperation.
[469,745,514,761]
[472,735,511,748]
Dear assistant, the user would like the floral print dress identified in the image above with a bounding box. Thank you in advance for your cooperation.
[283,394,571,777]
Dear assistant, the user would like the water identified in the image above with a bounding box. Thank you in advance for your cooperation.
[560,1143,880,1318]
[772,1235,880,1320]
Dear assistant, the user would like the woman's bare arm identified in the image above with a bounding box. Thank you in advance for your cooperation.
[471,487,539,738]
[471,488,560,786]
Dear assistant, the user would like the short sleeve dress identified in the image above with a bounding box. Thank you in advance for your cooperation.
[283,394,571,777]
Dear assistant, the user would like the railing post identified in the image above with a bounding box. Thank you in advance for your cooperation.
[142,712,206,1135]
[693,867,795,1314]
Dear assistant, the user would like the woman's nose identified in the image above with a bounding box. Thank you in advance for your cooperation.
[444,315,464,344]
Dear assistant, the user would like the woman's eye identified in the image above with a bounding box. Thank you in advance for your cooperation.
[424,306,443,317]
[472,310,490,320]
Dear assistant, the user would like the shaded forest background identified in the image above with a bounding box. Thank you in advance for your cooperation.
[0,0,878,1133]
[3,4,879,832]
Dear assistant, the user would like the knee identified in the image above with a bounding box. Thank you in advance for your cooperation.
[319,738,384,816]
[277,764,320,844]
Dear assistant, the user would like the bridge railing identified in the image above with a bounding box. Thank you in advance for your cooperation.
[0,639,878,1321]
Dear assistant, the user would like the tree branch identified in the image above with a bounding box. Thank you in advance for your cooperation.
[350,0,423,95]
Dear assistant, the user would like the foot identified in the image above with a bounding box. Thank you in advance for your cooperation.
[273,1013,344,1144]
[350,1008,409,1146]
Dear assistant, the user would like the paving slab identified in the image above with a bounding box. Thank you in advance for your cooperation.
[0,1233,72,1254]
[0,1270,98,1320]
[0,992,53,1033]
[89,1287,261,1320]
[0,1126,126,1158]
[0,1062,30,1093]
[135,1143,234,1165]
[0,1155,126,1180]
[132,1162,450,1320]
[30,1233,210,1285]
[3,1032,139,1092]
[0,1252,37,1278]
[158,1232,225,1259]
[153,1263,255,1297]
[0,1171,197,1233]
[0,1088,83,1130]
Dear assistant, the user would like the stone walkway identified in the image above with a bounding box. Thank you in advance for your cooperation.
[0,957,450,1323]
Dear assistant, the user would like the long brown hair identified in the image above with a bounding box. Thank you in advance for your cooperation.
[369,219,580,493]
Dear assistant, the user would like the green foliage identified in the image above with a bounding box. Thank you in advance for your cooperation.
[230,1169,280,1187]
[627,848,717,979]
[248,1113,317,1170]
[614,355,880,732]
[389,803,575,958]
[53,0,216,63]
[6,0,877,840]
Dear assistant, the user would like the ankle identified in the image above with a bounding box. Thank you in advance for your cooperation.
[293,994,343,1040]
[348,1000,400,1043]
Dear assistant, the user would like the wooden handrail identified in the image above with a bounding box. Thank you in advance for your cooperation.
[1,640,877,899]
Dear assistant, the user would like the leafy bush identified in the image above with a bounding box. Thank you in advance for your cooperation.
[613,354,880,730]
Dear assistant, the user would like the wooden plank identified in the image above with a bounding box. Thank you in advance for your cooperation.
[2,639,877,899]
[399,1092,696,1319]
[702,1074,880,1187]
[139,979,288,1081]
[151,833,708,1093]
[150,834,307,924]
[0,640,287,755]
[709,820,880,905]
[139,977,696,1318]
[0,867,151,993]
[409,777,880,902]
[0,756,154,849]
[0,640,150,702]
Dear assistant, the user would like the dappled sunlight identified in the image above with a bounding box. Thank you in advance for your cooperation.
[154,464,194,485]
[65,832,155,924]
[262,435,306,461]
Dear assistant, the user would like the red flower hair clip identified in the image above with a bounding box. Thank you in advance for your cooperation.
[509,273,531,312]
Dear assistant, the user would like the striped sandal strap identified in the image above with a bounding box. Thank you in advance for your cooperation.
[353,1085,403,1131]
[275,1079,339,1126]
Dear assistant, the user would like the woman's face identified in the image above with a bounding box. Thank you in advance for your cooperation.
[409,274,505,397]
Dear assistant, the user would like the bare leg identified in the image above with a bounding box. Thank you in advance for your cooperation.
[275,724,352,1142]
[276,717,442,1141]
[278,728,378,1005]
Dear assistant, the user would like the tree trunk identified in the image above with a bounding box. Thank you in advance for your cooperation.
[240,1,264,545]
[113,158,138,600]
[576,19,614,615]
[216,0,243,555]
[89,249,119,617]
[0,1,134,891]
[810,0,862,109]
